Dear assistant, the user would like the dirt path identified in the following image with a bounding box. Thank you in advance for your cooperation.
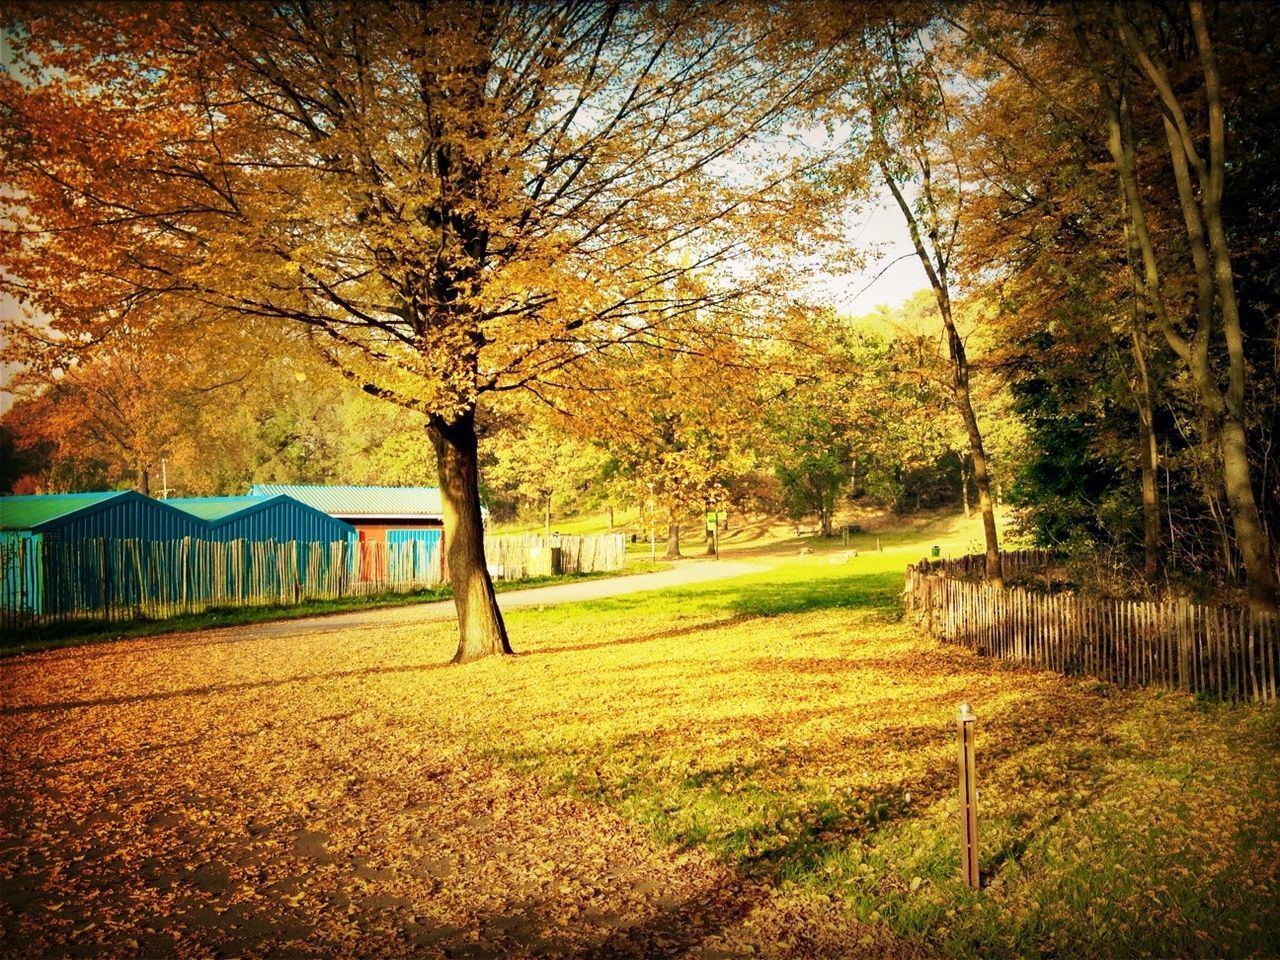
[241,558,765,639]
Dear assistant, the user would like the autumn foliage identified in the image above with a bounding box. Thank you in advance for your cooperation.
[1,2,837,659]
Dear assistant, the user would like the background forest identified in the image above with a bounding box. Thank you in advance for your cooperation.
[2,0,1278,610]
[0,292,1007,540]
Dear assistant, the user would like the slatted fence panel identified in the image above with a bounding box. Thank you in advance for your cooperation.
[904,554,1279,703]
[2,531,629,630]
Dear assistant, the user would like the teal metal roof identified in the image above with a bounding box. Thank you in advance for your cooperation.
[248,484,444,518]
[0,492,128,531]
[166,496,269,520]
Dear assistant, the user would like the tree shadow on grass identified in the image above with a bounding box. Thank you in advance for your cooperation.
[544,681,1133,894]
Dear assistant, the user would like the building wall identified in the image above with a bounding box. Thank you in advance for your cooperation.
[0,531,42,614]
[354,523,445,582]
[351,520,444,542]
[37,493,207,544]
[208,500,356,544]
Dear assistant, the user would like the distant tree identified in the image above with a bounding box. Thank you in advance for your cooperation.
[2,337,249,495]
[579,340,761,559]
[829,16,1008,584]
[483,414,608,534]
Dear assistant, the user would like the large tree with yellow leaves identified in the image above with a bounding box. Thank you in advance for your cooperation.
[1,1,837,660]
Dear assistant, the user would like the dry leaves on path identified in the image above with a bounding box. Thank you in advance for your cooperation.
[0,610,924,959]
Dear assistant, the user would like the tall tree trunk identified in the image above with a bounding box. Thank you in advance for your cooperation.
[961,456,972,519]
[946,325,1004,588]
[1189,0,1278,612]
[665,522,682,559]
[864,42,1003,587]
[1133,346,1161,579]
[607,505,614,531]
[880,167,1003,586]
[136,460,150,496]
[544,494,552,538]
[1123,213,1161,580]
[429,408,512,664]
[1086,6,1278,611]
[870,108,998,586]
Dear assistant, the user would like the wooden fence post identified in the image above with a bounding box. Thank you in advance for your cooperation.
[958,702,979,889]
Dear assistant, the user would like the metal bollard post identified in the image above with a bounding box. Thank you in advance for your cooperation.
[957,702,979,888]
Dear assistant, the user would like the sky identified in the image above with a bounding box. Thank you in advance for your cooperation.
[812,198,929,316]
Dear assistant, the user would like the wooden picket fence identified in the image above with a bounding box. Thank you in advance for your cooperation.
[2,532,629,631]
[482,533,627,581]
[0,536,445,630]
[905,552,1280,703]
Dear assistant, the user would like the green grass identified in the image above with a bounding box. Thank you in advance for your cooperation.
[444,552,1280,958]
[491,505,644,536]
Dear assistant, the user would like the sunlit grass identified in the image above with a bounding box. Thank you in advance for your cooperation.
[422,556,1280,957]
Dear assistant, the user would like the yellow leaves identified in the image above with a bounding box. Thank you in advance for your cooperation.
[4,1,840,439]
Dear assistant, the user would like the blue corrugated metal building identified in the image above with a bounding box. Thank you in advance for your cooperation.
[1,492,211,616]
[246,484,446,530]
[1,491,209,543]
[248,485,445,581]
[0,492,360,619]
[166,495,356,544]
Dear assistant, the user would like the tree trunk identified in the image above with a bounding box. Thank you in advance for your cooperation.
[1189,0,1278,612]
[136,460,150,496]
[865,50,1003,588]
[1134,353,1161,580]
[1124,210,1161,580]
[544,494,552,538]
[945,328,1004,588]
[1220,416,1278,611]
[873,172,1002,585]
[961,456,971,519]
[607,505,614,531]
[429,409,512,664]
[665,522,682,559]
[1087,6,1277,611]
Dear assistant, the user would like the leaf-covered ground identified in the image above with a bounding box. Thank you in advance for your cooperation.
[2,551,1278,958]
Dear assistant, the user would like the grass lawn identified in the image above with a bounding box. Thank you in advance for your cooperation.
[1,535,1276,957]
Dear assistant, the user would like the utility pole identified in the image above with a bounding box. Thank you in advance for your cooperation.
[159,458,173,499]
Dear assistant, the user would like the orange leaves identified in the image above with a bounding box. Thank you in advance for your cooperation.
[3,4,838,429]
